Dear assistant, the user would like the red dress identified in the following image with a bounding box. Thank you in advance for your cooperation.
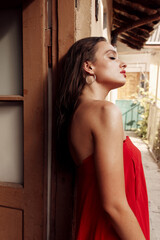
[75,136,150,240]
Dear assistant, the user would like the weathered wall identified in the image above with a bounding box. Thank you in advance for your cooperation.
[105,0,112,43]
[91,0,104,37]
[75,0,111,41]
[75,0,92,40]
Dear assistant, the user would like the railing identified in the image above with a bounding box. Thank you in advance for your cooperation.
[122,103,141,131]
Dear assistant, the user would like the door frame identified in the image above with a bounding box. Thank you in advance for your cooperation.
[50,0,75,239]
[0,0,48,238]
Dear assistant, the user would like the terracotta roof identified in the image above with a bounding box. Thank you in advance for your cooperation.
[111,0,160,49]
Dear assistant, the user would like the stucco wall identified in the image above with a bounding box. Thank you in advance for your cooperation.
[149,51,160,107]
[75,0,111,41]
[105,0,112,43]
[91,0,104,37]
[75,0,92,40]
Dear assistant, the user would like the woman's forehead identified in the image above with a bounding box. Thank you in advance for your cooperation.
[97,41,116,51]
[95,41,117,55]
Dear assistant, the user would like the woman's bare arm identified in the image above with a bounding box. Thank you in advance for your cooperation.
[91,101,146,240]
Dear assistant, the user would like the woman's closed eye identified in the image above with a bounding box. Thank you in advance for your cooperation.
[109,56,116,60]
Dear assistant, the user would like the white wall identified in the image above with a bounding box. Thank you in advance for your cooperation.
[118,53,151,73]
[149,51,160,107]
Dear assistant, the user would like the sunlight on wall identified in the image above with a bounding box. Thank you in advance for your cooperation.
[157,65,160,107]
[150,64,158,96]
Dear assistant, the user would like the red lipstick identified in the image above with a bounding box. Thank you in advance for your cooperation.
[120,70,126,78]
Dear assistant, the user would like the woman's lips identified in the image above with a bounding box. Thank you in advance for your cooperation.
[120,70,126,78]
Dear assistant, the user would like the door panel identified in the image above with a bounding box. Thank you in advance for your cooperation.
[0,0,47,239]
[0,206,22,240]
[0,102,23,183]
[0,8,23,95]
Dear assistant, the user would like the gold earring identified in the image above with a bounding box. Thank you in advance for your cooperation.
[86,74,96,85]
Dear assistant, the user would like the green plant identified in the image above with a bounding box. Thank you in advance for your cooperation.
[153,125,160,162]
[134,87,154,139]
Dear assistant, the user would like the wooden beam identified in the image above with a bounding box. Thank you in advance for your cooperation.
[119,37,142,49]
[114,0,157,15]
[112,9,160,45]
[127,28,150,39]
[113,22,150,37]
[113,7,139,21]
[113,18,154,32]
[125,32,147,43]
[120,33,146,44]
[113,11,154,28]
[126,0,160,9]
[0,96,24,101]
[120,34,144,48]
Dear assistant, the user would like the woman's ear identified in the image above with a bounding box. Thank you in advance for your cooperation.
[83,61,94,75]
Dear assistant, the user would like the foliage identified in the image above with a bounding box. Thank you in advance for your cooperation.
[153,124,160,162]
[133,80,160,163]
[134,87,154,140]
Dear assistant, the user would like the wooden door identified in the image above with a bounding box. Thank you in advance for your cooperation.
[50,0,75,239]
[0,0,48,239]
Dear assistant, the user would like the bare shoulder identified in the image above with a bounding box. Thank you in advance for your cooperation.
[71,100,123,135]
[89,100,122,127]
[77,100,120,116]
[69,100,124,163]
[97,100,121,117]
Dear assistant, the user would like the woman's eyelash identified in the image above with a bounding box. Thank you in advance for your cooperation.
[109,57,116,60]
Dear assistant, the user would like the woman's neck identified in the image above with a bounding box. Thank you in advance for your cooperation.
[80,82,110,101]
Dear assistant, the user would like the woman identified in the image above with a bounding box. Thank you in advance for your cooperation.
[57,37,150,240]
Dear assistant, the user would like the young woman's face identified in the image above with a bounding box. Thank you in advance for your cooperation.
[92,41,127,89]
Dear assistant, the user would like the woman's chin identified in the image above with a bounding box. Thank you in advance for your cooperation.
[113,80,126,89]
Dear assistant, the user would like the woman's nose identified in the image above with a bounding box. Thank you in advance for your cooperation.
[120,61,127,69]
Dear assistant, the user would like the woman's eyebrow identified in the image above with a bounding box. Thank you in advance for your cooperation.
[105,49,117,55]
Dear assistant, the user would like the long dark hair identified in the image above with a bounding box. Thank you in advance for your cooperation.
[56,36,106,161]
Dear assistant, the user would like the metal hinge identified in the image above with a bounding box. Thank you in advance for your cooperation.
[45,28,52,68]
